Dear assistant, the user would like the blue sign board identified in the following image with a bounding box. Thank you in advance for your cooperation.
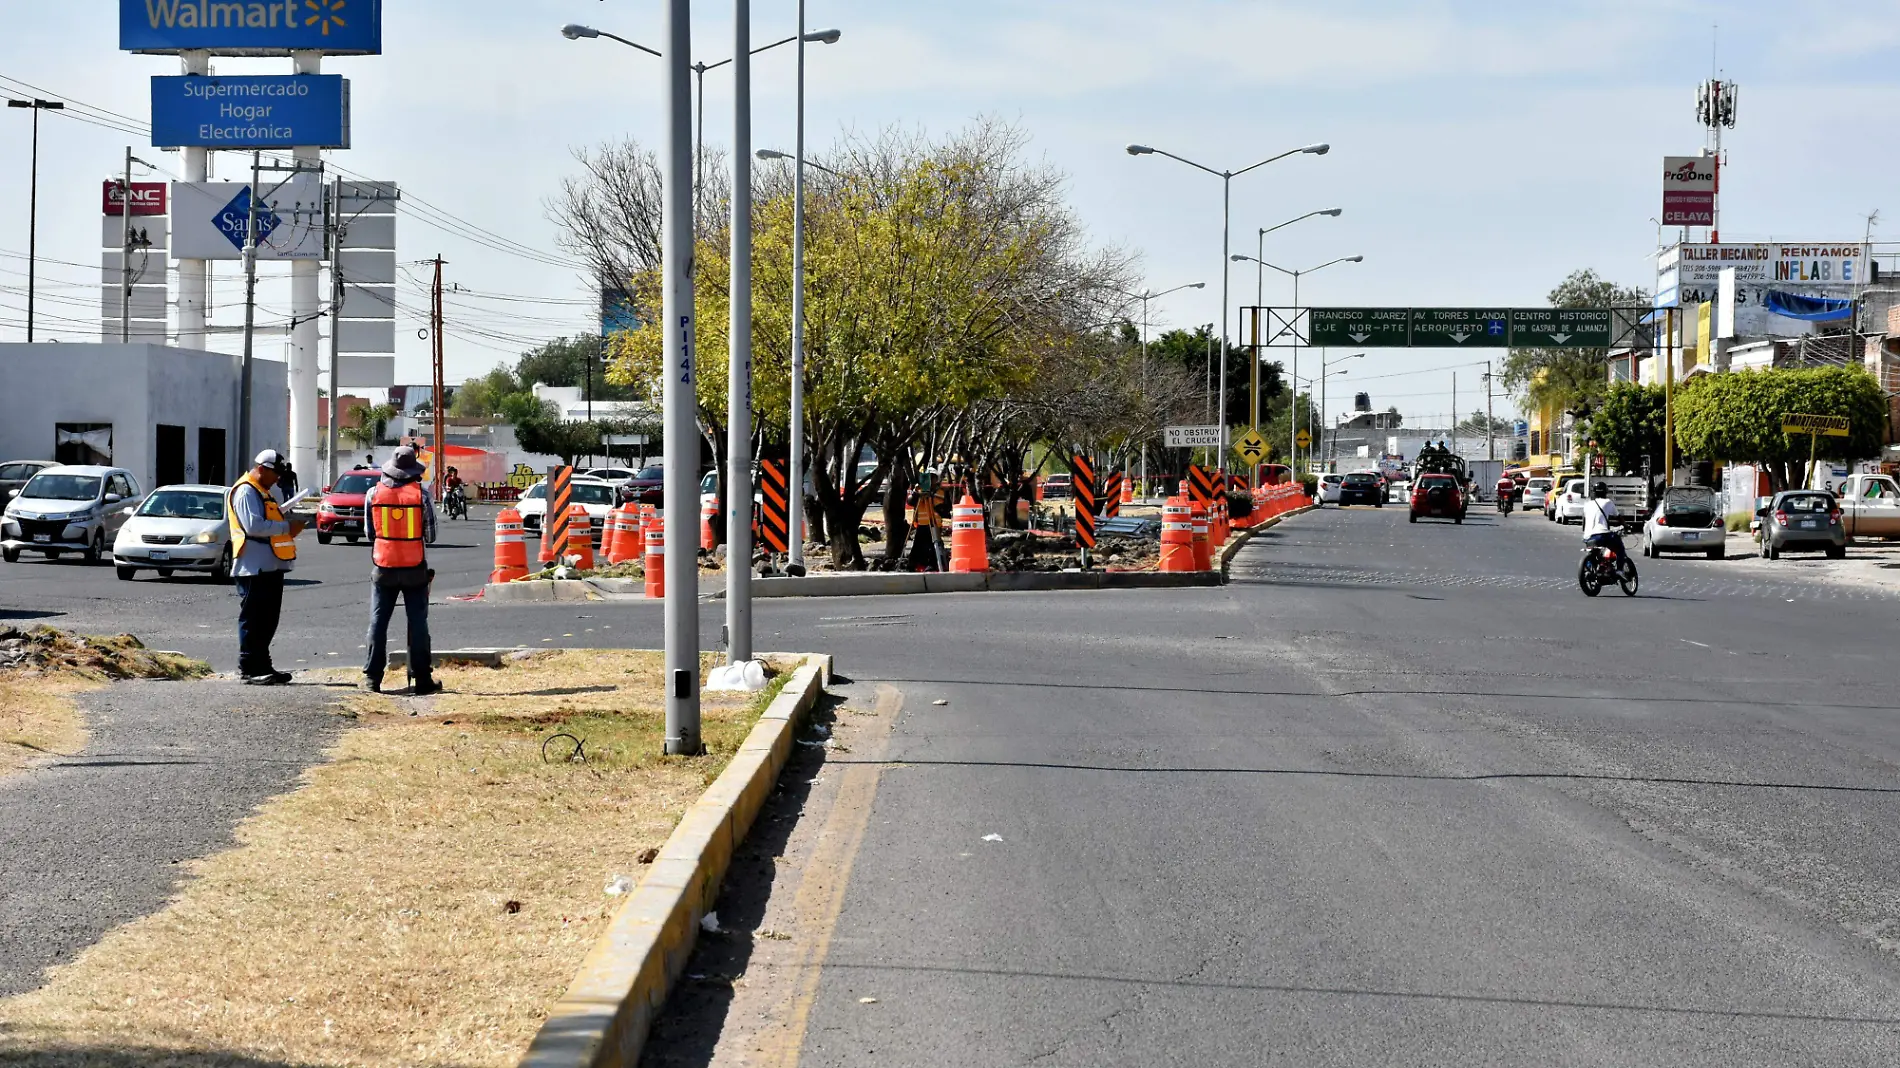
[121,0,382,55]
[151,75,350,149]
[213,187,283,251]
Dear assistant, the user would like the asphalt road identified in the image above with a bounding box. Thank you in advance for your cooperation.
[8,503,1900,1065]
[748,505,1900,1066]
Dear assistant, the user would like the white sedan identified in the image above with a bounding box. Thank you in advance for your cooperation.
[111,484,233,581]
[516,477,619,539]
[1317,473,1344,504]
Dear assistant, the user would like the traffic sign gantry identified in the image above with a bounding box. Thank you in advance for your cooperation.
[1232,428,1269,466]
[1308,308,1410,347]
[1410,308,1511,347]
[1510,308,1614,348]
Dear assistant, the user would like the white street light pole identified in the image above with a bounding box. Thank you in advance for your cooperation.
[789,0,809,572]
[1231,252,1361,473]
[660,0,701,755]
[1132,281,1205,495]
[727,0,754,664]
[1319,352,1363,470]
[1126,142,1329,457]
[1252,207,1341,428]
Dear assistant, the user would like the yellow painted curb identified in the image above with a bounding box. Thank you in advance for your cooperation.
[518,652,835,1068]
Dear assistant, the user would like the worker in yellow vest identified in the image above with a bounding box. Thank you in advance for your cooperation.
[362,445,440,694]
[227,450,305,685]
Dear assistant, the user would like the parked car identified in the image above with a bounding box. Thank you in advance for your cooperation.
[111,484,233,581]
[1338,471,1385,507]
[582,467,639,486]
[1833,473,1900,541]
[1757,490,1846,559]
[1551,478,1588,523]
[1641,485,1726,559]
[618,465,666,507]
[1,465,145,564]
[0,460,57,503]
[1522,477,1554,511]
[1409,473,1464,523]
[315,467,379,545]
[1386,477,1411,504]
[1040,472,1072,499]
[517,477,619,539]
[1317,473,1344,504]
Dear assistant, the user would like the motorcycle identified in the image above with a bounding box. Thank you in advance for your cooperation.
[1497,491,1514,515]
[443,484,469,522]
[1578,540,1638,597]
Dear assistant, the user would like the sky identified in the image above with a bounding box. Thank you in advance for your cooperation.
[3,0,1899,430]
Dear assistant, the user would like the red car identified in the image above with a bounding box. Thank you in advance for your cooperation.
[315,467,380,544]
[1410,473,1465,524]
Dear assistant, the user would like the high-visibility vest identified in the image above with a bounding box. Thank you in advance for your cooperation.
[370,481,427,569]
[227,474,297,562]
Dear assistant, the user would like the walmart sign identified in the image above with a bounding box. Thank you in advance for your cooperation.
[121,0,382,55]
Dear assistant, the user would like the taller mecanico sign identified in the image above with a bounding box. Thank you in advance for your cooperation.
[120,0,382,55]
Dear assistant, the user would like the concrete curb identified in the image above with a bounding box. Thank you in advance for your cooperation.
[483,580,601,604]
[485,570,1222,602]
[517,652,833,1068]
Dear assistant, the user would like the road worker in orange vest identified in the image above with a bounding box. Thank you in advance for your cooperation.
[362,445,440,695]
[228,450,306,685]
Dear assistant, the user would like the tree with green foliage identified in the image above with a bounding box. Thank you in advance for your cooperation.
[510,400,600,466]
[1673,365,1887,491]
[337,403,398,452]
[1454,412,1515,439]
[1584,382,1667,474]
[1500,269,1648,422]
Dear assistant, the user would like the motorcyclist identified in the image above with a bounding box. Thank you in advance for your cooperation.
[1580,481,1625,560]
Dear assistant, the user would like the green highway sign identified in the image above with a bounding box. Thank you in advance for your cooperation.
[1409,308,1512,347]
[1298,307,1638,348]
[1307,308,1412,347]
[1510,308,1614,348]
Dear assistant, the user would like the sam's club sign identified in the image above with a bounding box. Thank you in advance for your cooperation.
[121,0,382,55]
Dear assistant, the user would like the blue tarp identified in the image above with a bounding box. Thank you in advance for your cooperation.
[1764,291,1855,321]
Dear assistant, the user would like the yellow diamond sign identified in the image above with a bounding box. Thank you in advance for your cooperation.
[1233,428,1269,466]
[1295,429,1312,448]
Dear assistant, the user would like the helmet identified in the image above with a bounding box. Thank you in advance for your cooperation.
[1591,481,1610,498]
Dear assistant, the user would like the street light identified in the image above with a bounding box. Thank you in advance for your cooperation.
[1128,281,1206,495]
[8,98,64,342]
[1319,352,1364,468]
[1125,141,1328,456]
[757,148,841,178]
[1245,207,1342,429]
[1230,252,1362,474]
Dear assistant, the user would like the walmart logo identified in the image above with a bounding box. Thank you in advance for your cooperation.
[303,0,346,35]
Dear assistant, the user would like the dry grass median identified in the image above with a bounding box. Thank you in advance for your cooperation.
[0,648,788,1067]
[0,626,209,778]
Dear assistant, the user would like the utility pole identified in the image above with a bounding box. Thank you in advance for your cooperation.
[662,0,703,754]
[325,178,343,488]
[238,151,263,464]
[1664,308,1676,487]
[1485,360,1495,461]
[431,255,447,502]
[727,0,755,663]
[120,147,134,342]
[1451,371,1458,457]
[8,98,63,342]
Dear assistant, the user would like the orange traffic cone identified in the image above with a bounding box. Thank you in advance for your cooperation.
[1190,499,1211,571]
[948,493,988,573]
[643,508,665,599]
[1120,477,1134,507]
[564,504,595,570]
[1159,496,1195,572]
[700,498,718,553]
[490,508,529,582]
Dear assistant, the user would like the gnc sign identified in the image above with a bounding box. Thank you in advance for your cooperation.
[103,179,167,216]
[1661,154,1714,226]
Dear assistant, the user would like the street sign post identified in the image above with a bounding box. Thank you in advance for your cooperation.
[1164,425,1222,449]
[1307,307,1410,347]
[1409,308,1511,347]
[1232,428,1268,467]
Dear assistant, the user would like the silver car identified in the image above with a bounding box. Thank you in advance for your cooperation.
[1,465,144,564]
[1641,486,1727,559]
[1757,490,1846,559]
[112,484,234,581]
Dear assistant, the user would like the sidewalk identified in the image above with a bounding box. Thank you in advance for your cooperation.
[1714,531,1900,596]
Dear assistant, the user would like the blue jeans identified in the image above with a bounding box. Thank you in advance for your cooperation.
[364,582,431,684]
[1586,531,1627,559]
[233,570,285,677]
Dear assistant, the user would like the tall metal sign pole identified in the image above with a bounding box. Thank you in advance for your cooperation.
[176,51,208,351]
[726,0,755,662]
[663,0,703,754]
[7,98,63,342]
[288,50,324,481]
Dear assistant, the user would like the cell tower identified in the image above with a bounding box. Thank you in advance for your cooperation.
[1695,78,1737,241]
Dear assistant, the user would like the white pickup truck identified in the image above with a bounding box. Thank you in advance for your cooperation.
[1834,473,1900,540]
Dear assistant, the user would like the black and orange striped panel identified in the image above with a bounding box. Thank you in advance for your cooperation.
[758,459,790,553]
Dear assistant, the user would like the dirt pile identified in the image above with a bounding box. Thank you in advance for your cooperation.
[0,625,210,681]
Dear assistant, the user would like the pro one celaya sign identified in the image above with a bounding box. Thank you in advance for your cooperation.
[121,0,383,55]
